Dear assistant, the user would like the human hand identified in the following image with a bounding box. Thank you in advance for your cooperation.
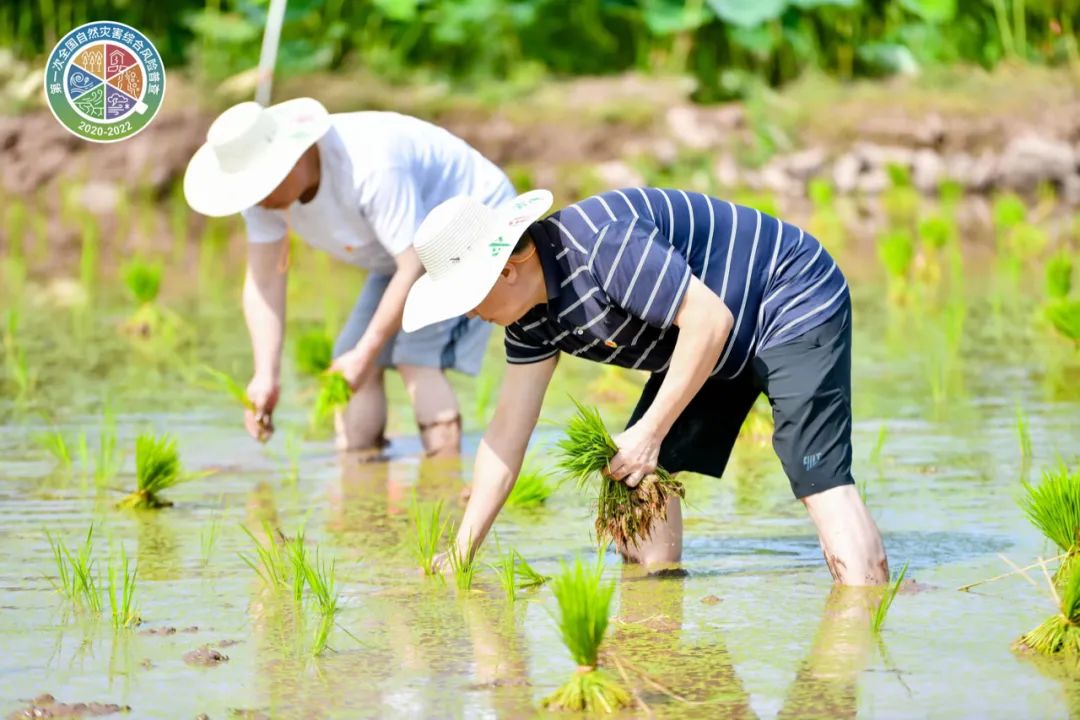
[245,374,279,442]
[329,346,372,392]
[608,421,663,488]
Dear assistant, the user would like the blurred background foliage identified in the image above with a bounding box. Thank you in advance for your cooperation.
[0,0,1077,100]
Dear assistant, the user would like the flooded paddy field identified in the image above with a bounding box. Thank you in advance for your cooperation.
[1,194,1079,719]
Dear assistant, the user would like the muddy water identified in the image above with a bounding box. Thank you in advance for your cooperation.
[2,250,1080,719]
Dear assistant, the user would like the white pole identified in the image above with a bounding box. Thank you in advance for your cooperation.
[255,0,288,106]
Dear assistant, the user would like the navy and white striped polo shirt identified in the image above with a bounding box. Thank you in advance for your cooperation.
[504,187,848,378]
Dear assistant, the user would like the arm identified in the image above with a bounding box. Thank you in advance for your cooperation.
[609,277,733,485]
[242,238,288,439]
[331,247,424,387]
[451,355,558,559]
[333,167,425,387]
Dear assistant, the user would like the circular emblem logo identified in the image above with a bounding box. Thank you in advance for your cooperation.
[43,21,166,143]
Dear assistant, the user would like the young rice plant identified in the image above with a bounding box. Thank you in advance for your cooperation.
[542,555,631,713]
[117,433,190,510]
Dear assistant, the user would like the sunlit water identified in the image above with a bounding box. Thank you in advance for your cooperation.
[1,240,1079,719]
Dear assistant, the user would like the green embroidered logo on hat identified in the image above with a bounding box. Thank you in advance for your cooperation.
[489,235,510,256]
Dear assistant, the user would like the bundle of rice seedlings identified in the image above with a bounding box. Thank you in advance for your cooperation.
[1016,561,1080,659]
[1020,463,1080,575]
[294,329,334,378]
[877,229,915,281]
[1046,254,1073,301]
[117,434,190,510]
[506,458,556,508]
[312,372,352,424]
[542,556,631,713]
[1045,300,1080,346]
[556,400,684,550]
[122,258,162,306]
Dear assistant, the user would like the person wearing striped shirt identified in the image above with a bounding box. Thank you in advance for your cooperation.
[402,187,888,586]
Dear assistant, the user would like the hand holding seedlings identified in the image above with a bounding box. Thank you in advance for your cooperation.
[245,374,279,442]
[328,345,375,393]
[607,421,664,489]
[557,401,684,550]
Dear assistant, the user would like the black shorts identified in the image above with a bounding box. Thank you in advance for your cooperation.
[627,300,854,500]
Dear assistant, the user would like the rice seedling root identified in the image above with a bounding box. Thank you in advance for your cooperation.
[541,667,632,713]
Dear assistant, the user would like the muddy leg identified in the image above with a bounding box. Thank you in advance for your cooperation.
[397,364,462,457]
[802,484,888,586]
[334,369,388,452]
[617,491,684,566]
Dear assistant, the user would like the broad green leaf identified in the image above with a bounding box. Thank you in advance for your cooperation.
[642,0,714,35]
[899,0,957,22]
[787,0,860,7]
[372,0,420,22]
[705,0,786,28]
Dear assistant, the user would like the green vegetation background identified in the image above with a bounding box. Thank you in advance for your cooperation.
[3,0,1078,101]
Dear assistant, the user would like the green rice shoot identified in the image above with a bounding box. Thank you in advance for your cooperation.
[35,430,72,470]
[1045,253,1073,301]
[870,561,908,633]
[122,258,162,305]
[542,555,631,713]
[877,230,915,280]
[409,499,447,576]
[295,329,334,378]
[285,529,308,603]
[514,550,549,590]
[491,550,518,602]
[312,372,353,426]
[1015,404,1033,465]
[506,457,556,508]
[117,433,189,510]
[869,423,888,466]
[446,524,476,592]
[107,544,139,629]
[46,525,102,614]
[1045,300,1080,345]
[1017,560,1080,659]
[91,411,122,488]
[197,365,254,411]
[556,399,684,550]
[200,514,220,569]
[1020,463,1080,556]
[239,522,292,590]
[299,546,338,655]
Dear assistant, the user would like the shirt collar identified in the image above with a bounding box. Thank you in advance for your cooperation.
[529,219,564,302]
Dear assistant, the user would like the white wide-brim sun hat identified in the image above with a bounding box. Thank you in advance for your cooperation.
[184,97,330,217]
[402,189,554,333]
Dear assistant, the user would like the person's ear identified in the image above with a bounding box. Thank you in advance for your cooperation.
[500,262,518,282]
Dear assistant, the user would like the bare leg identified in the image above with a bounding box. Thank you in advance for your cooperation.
[397,364,462,457]
[334,369,388,452]
[617,489,683,566]
[802,484,888,586]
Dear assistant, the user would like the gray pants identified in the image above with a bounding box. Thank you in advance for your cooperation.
[332,272,491,376]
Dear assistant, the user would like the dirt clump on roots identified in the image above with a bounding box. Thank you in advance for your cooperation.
[7,694,130,719]
[182,645,230,667]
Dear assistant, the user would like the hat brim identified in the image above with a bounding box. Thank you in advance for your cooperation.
[402,189,554,333]
[183,97,330,217]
